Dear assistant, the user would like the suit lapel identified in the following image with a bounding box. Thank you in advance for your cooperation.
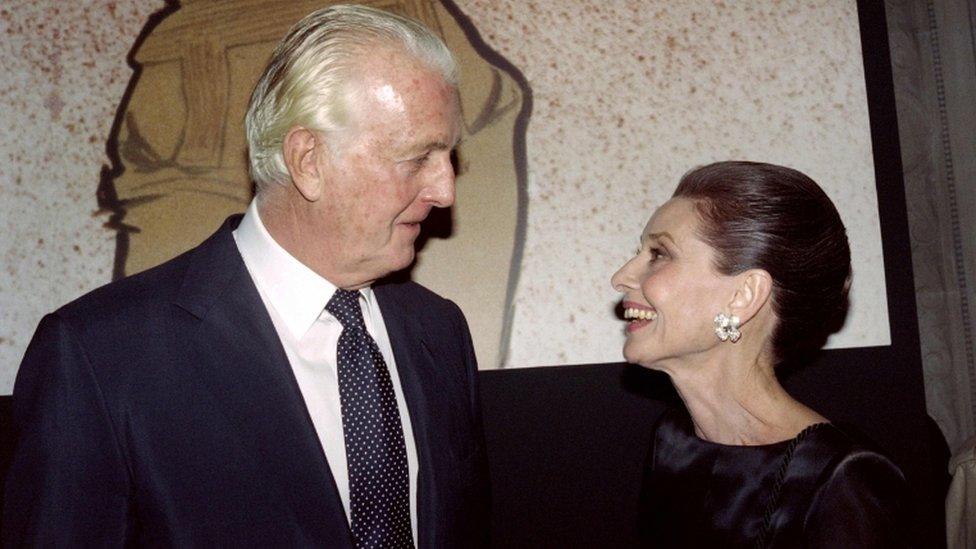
[174,217,354,546]
[375,285,444,549]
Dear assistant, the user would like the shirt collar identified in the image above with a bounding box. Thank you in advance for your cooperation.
[234,199,372,339]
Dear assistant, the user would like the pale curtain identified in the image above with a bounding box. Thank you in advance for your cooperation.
[886,0,976,456]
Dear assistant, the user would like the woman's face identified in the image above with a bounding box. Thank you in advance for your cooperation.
[611,198,737,369]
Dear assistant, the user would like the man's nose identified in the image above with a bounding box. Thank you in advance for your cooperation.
[424,154,456,208]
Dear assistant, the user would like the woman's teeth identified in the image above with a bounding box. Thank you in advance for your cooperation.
[624,307,657,321]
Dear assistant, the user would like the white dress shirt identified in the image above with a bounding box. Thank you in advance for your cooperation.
[233,199,419,540]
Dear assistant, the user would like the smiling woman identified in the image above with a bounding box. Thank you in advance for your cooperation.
[612,161,909,548]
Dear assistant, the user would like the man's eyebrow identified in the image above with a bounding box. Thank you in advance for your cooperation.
[411,139,458,154]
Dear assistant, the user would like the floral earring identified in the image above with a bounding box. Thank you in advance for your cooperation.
[714,312,741,343]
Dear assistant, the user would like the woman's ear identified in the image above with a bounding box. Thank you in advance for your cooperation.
[282,126,324,202]
[728,269,773,325]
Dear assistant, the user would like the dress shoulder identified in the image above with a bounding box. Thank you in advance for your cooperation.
[756,424,909,548]
[641,408,910,549]
[800,441,909,548]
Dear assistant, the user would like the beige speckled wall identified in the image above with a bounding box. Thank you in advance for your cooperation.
[0,1,167,392]
[458,0,887,367]
[0,0,887,390]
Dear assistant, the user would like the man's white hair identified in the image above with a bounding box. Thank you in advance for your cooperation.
[244,4,458,191]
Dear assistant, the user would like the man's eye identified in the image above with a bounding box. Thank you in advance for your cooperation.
[412,152,430,166]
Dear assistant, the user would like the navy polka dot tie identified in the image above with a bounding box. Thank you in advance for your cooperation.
[327,289,414,549]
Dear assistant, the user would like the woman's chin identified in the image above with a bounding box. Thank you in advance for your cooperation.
[623,346,655,369]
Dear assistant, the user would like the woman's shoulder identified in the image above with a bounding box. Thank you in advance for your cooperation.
[793,424,910,547]
[789,422,906,503]
[800,423,905,478]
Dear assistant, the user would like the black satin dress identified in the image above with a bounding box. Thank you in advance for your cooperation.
[639,408,909,548]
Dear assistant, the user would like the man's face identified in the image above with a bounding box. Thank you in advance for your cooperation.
[310,51,461,287]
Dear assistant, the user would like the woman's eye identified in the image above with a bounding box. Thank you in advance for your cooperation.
[635,246,667,263]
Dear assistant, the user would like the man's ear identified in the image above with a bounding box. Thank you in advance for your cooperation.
[283,126,324,202]
[728,269,773,325]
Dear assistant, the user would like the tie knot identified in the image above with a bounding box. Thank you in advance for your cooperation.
[325,289,366,331]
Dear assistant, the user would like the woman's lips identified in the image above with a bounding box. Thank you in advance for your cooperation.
[622,301,657,332]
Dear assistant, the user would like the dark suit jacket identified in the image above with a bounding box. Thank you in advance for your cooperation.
[2,216,490,547]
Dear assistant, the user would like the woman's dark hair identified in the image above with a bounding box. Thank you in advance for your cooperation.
[673,161,851,361]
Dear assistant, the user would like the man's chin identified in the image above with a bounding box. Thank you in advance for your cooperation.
[379,247,417,278]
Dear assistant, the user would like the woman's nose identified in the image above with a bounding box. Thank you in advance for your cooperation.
[611,257,638,293]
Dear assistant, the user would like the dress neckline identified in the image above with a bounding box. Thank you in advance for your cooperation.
[673,408,833,450]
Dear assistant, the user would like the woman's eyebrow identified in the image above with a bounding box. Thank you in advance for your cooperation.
[643,231,674,245]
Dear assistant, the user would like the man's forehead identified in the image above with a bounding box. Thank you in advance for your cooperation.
[352,67,458,117]
[349,57,451,106]
[352,43,436,80]
[374,84,406,112]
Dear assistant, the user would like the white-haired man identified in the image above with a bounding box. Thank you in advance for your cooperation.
[4,5,489,547]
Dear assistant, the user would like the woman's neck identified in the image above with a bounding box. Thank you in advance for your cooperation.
[666,353,826,445]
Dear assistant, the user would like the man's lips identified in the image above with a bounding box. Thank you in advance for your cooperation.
[398,209,432,226]
[396,215,427,233]
[397,222,422,238]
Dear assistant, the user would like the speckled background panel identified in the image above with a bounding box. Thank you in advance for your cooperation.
[0,0,888,390]
[451,0,888,367]
[0,1,166,391]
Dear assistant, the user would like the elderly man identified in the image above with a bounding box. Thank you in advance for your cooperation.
[3,5,488,547]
